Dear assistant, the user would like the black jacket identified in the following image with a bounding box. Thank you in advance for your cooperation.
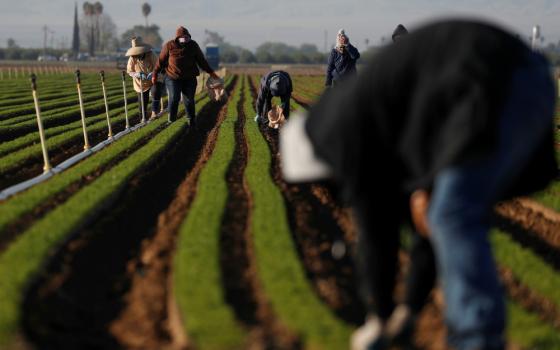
[256,71,293,118]
[307,20,557,201]
[325,44,360,86]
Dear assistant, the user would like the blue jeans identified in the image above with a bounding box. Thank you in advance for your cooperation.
[165,77,197,122]
[428,54,554,350]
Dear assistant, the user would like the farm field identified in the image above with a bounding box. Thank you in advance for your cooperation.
[0,70,559,349]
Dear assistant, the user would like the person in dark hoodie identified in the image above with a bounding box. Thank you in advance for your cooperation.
[280,20,556,350]
[255,70,293,125]
[325,29,361,87]
[153,26,220,129]
[392,24,409,42]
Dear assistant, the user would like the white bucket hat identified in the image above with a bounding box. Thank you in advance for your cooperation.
[125,36,152,57]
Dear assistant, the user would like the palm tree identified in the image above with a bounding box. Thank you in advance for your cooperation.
[93,2,103,52]
[142,3,151,27]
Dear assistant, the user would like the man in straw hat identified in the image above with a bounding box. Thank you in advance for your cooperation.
[153,26,220,130]
[325,29,360,88]
[281,20,557,350]
[255,70,292,128]
[126,36,163,120]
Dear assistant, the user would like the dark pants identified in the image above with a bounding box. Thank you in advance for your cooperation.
[165,77,197,122]
[137,90,150,120]
[151,81,166,113]
[353,196,435,321]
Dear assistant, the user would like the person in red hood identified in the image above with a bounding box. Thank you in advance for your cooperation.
[153,26,220,129]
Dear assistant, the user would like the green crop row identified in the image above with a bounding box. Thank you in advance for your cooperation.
[173,77,247,349]
[0,103,143,175]
[0,100,141,158]
[242,76,353,349]
[0,74,124,102]
[0,81,124,120]
[0,114,192,347]
[0,94,137,142]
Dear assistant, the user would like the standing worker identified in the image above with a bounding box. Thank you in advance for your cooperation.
[325,29,360,88]
[152,26,220,130]
[281,20,557,350]
[126,37,162,120]
[255,70,293,127]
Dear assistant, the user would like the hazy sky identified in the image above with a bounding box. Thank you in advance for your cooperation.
[1,0,560,51]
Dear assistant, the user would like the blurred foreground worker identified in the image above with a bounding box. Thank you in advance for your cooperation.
[255,70,293,127]
[280,20,557,350]
[153,26,220,129]
[126,37,161,120]
[392,24,409,42]
[326,29,361,87]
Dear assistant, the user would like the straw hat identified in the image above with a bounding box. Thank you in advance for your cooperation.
[125,37,152,57]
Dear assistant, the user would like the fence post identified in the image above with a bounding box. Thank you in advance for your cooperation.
[30,74,52,173]
[75,70,91,150]
[100,70,113,139]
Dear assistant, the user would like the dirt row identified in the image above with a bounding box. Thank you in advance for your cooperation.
[19,82,234,349]
[0,114,159,253]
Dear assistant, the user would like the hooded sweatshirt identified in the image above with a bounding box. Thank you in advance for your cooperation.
[153,26,215,80]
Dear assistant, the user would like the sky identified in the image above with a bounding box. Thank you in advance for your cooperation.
[1,0,560,52]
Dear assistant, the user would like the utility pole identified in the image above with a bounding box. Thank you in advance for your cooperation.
[43,25,49,55]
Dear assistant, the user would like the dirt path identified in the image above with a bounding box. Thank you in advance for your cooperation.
[20,87,232,349]
[219,78,300,349]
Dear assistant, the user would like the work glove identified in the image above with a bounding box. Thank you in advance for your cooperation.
[130,72,142,79]
[146,72,153,81]
[254,115,261,123]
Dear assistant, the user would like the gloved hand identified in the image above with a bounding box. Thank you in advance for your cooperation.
[131,72,142,79]
[254,115,261,123]
[146,72,153,81]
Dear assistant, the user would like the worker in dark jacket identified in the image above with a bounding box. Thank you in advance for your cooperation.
[153,26,219,128]
[255,70,293,125]
[326,29,361,87]
[281,20,556,350]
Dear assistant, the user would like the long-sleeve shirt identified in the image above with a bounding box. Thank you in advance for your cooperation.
[127,52,157,93]
[325,44,360,86]
[256,71,293,118]
[153,38,214,81]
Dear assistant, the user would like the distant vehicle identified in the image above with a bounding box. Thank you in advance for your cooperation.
[205,44,220,70]
[37,55,58,62]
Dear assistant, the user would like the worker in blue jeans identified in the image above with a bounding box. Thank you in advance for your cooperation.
[280,20,557,350]
[153,26,219,128]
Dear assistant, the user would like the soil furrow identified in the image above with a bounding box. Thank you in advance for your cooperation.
[108,79,237,350]
[496,198,560,250]
[499,266,560,330]
[19,91,230,349]
[247,76,365,325]
[0,114,142,190]
[219,79,300,349]
[494,201,560,272]
[0,117,162,253]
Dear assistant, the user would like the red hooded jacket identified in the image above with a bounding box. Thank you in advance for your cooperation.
[154,26,215,80]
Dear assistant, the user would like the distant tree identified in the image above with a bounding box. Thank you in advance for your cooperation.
[120,25,163,49]
[72,2,80,56]
[142,3,151,27]
[81,2,116,54]
[221,50,239,63]
[239,49,256,63]
[7,38,18,49]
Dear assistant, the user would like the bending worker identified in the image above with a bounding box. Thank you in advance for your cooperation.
[281,20,557,350]
[255,70,293,126]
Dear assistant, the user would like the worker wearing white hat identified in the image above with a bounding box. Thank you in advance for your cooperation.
[126,36,162,120]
